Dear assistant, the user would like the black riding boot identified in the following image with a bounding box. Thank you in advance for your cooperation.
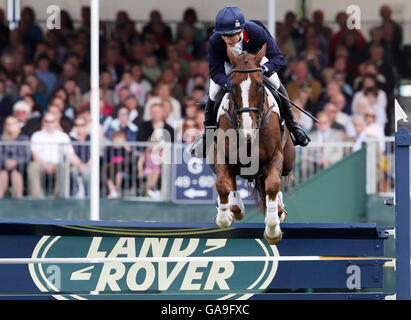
[277,83,310,147]
[190,97,217,158]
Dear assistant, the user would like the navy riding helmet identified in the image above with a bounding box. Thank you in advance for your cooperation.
[214,6,245,35]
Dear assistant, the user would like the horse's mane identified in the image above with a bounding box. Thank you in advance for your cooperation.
[238,51,253,63]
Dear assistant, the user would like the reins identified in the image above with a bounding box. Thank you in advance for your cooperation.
[224,67,274,130]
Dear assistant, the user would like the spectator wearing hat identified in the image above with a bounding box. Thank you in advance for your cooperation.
[13,100,41,137]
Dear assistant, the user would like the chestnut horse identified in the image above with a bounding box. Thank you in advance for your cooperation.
[209,43,295,244]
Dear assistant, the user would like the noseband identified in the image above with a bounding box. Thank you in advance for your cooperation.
[226,67,270,130]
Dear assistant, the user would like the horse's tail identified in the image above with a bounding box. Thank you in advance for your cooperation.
[250,176,267,211]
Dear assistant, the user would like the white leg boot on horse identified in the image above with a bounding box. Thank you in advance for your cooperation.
[264,195,283,245]
[229,191,245,221]
[215,197,234,229]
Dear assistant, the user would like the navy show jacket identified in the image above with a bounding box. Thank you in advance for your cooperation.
[208,20,285,87]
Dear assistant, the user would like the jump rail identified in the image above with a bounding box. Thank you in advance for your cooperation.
[0,219,392,300]
[0,128,409,300]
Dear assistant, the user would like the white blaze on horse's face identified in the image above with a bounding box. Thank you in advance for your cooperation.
[240,75,256,141]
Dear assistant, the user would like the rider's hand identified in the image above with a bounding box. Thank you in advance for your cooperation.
[225,79,233,93]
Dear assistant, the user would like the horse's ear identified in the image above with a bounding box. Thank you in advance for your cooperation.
[227,46,238,65]
[255,43,267,64]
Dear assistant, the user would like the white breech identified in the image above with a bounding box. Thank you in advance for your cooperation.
[209,56,281,102]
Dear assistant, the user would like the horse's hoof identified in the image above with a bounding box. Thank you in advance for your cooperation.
[230,205,245,221]
[264,230,283,245]
[214,214,234,229]
[279,206,288,223]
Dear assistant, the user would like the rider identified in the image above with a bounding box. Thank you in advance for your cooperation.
[191,6,310,157]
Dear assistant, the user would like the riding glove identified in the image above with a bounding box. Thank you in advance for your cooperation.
[225,79,233,93]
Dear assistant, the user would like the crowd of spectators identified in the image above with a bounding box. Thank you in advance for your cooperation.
[0,5,405,199]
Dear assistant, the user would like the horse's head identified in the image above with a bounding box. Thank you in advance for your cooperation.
[227,43,267,142]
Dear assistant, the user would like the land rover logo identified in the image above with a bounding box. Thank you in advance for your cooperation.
[29,235,279,300]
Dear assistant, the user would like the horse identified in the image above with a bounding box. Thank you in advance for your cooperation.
[208,43,296,245]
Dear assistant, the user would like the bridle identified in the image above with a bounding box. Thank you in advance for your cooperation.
[225,67,274,130]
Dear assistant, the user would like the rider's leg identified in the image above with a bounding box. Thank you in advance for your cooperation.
[265,72,310,147]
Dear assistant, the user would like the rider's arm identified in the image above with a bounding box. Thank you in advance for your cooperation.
[208,35,230,88]
[247,21,285,76]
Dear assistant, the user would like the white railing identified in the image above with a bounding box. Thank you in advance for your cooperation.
[294,142,356,183]
[0,138,398,200]
[0,140,170,200]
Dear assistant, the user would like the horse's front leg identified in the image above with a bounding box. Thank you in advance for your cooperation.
[214,164,235,229]
[228,176,246,221]
[264,152,284,245]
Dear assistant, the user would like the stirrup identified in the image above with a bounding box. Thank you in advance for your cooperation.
[290,127,310,147]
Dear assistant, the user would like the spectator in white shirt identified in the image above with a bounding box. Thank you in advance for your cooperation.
[352,115,367,152]
[28,112,85,198]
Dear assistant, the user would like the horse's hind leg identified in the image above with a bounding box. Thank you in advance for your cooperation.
[215,164,235,229]
[228,176,245,221]
[264,153,284,245]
